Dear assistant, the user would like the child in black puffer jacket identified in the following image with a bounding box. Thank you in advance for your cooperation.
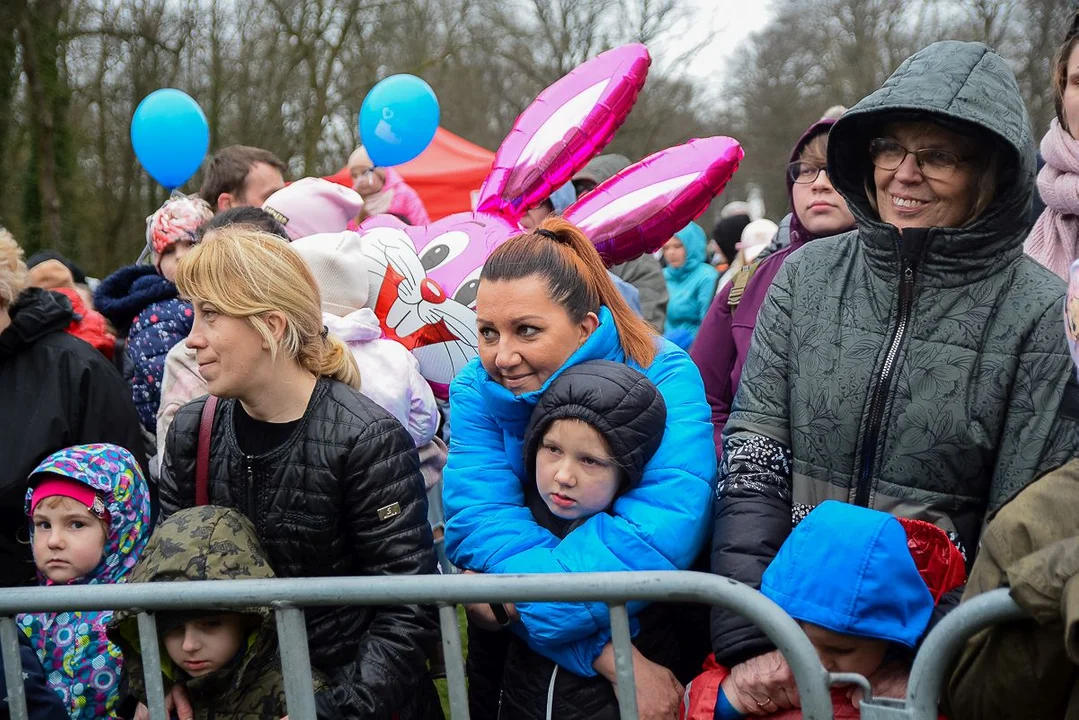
[94,195,212,432]
[468,360,700,720]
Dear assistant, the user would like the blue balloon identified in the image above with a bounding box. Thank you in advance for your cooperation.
[359,74,440,167]
[130,89,210,190]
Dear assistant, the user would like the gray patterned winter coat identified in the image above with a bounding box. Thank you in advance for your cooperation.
[710,40,1079,666]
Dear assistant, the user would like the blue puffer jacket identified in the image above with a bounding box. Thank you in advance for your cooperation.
[94,265,193,432]
[663,222,718,345]
[444,306,717,676]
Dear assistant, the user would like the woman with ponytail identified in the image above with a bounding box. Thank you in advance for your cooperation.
[157,227,442,720]
[444,218,717,720]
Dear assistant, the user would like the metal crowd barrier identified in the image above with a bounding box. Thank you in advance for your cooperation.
[0,572,1023,720]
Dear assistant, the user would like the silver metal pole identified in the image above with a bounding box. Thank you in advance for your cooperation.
[904,588,1024,720]
[136,612,169,720]
[0,616,28,720]
[275,606,318,720]
[439,603,469,720]
[609,604,638,720]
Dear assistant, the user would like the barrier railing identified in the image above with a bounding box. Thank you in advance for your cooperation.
[0,572,1022,720]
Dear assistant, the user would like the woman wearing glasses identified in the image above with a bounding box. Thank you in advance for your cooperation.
[691,114,855,457]
[708,41,1079,716]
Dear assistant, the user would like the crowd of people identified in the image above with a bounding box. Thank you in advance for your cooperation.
[2,22,1079,720]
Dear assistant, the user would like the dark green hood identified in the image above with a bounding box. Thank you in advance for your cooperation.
[828,41,1036,283]
[107,507,297,719]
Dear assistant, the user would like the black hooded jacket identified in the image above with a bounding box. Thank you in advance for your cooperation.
[0,288,146,587]
[468,361,705,720]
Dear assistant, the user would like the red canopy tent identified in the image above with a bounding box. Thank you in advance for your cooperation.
[325,127,495,222]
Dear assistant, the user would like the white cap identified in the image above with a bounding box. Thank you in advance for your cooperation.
[292,231,373,316]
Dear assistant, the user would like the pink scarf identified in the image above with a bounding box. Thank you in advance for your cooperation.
[1026,119,1079,280]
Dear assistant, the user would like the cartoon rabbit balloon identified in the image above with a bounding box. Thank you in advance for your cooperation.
[355,44,744,398]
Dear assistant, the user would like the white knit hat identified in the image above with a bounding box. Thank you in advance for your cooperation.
[291,231,373,317]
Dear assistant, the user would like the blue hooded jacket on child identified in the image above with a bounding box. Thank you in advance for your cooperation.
[761,500,934,648]
[94,265,193,432]
[663,222,718,346]
[18,444,152,720]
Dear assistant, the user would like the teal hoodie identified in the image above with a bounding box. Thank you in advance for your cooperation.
[663,222,718,343]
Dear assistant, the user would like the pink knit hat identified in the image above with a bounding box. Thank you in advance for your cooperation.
[262,178,365,241]
[31,477,110,522]
[146,194,214,268]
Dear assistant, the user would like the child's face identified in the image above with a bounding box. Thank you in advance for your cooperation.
[163,614,249,678]
[32,497,107,584]
[801,622,890,680]
[535,419,620,520]
[158,239,195,283]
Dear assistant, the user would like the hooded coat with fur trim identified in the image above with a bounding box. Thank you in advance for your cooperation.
[94,264,194,431]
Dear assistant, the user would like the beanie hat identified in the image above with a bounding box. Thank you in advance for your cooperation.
[27,259,75,290]
[263,178,364,241]
[26,250,87,285]
[291,231,373,316]
[762,501,934,648]
[548,182,578,216]
[30,477,109,523]
[738,219,778,263]
[523,361,667,493]
[573,154,632,189]
[147,195,214,268]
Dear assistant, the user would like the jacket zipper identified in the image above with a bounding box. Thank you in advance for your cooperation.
[245,456,257,531]
[855,257,917,507]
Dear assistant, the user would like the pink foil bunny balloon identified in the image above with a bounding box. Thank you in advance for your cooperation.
[356,43,743,398]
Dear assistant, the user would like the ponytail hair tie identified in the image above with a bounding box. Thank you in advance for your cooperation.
[534,228,560,242]
[320,325,329,340]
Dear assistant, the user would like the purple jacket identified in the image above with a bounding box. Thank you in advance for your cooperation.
[691,119,844,461]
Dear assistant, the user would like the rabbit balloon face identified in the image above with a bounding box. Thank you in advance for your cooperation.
[357,213,518,399]
[357,44,744,398]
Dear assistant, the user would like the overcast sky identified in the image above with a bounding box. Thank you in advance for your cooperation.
[681,0,774,82]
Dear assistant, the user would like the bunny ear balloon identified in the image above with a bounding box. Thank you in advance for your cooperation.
[130,89,210,191]
[475,44,651,220]
[565,137,745,265]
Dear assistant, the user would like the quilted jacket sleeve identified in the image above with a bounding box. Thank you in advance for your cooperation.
[328,416,439,720]
[988,297,1079,516]
[445,351,716,676]
[710,262,795,667]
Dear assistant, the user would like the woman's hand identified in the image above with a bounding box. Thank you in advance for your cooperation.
[134,684,193,720]
[461,570,518,631]
[849,662,910,708]
[593,644,683,720]
[723,650,799,715]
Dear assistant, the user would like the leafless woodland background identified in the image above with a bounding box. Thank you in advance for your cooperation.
[0,0,1072,275]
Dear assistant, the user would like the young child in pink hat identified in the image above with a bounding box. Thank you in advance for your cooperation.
[18,443,151,720]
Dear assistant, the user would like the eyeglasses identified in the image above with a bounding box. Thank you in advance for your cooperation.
[787,162,827,185]
[869,138,965,180]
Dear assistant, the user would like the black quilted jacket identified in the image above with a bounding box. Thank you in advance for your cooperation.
[159,378,442,720]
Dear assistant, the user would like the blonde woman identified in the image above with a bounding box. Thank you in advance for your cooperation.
[157,227,441,720]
